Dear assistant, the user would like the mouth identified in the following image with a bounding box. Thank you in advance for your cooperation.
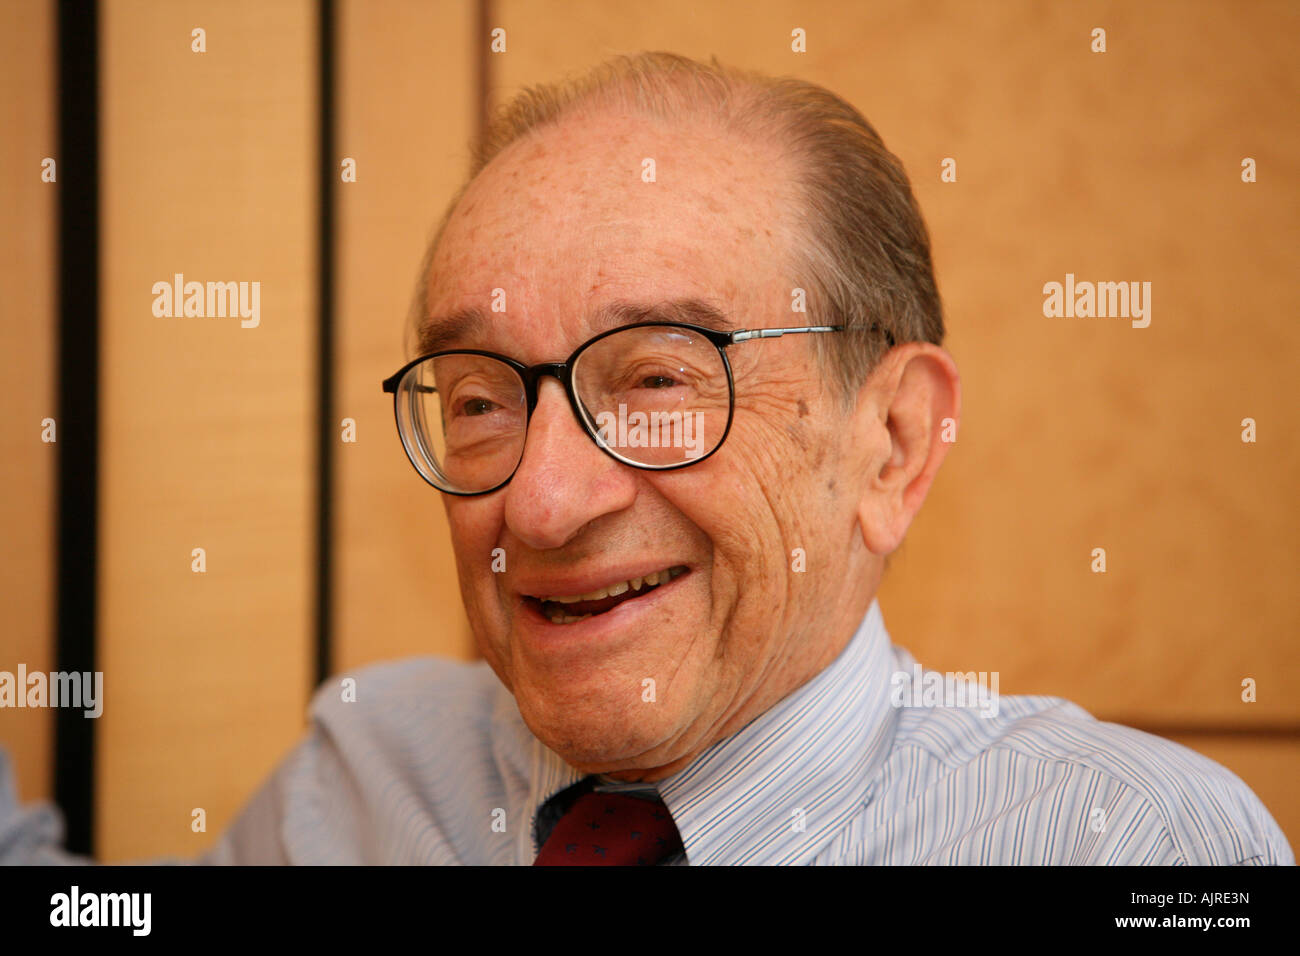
[522,565,690,625]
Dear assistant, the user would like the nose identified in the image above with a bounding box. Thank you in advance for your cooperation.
[502,377,637,550]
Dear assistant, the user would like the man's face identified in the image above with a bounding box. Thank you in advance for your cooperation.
[422,108,877,778]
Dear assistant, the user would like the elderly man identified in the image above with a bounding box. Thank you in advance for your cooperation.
[3,52,1290,866]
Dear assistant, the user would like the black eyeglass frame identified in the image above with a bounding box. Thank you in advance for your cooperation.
[381,321,880,496]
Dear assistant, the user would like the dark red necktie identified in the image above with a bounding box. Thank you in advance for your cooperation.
[533,790,684,866]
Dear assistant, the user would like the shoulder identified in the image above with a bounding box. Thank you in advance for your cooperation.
[889,692,1293,865]
[308,654,501,748]
[200,655,508,864]
[229,655,509,864]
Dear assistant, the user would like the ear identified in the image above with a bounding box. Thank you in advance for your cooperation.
[852,343,961,555]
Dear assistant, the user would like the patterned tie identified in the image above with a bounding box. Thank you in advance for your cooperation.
[533,787,684,866]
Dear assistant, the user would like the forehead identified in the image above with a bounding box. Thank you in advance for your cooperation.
[421,108,799,351]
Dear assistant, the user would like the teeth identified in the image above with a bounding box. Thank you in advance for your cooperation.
[540,565,687,615]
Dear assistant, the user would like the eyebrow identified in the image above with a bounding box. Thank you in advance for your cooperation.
[414,297,735,356]
[415,306,488,355]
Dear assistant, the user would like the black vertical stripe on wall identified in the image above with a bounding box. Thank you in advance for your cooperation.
[314,0,336,690]
[53,0,98,857]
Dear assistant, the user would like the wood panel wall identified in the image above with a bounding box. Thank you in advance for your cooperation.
[333,0,476,677]
[96,0,318,860]
[1,0,1294,860]
[0,0,57,806]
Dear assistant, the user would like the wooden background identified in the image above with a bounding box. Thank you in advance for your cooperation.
[0,0,1295,861]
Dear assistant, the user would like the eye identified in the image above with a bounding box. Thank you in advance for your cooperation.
[458,397,499,417]
[640,375,678,389]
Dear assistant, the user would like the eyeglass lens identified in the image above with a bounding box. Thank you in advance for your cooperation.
[396,324,731,493]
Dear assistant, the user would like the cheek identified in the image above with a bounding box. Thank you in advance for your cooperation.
[648,461,783,576]
[444,502,504,588]
[721,417,814,513]
[695,423,843,565]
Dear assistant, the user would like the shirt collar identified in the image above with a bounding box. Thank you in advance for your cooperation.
[494,599,899,865]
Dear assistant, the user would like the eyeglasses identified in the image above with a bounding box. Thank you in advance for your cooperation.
[381,321,862,496]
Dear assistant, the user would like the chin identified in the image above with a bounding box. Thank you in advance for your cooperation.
[521,699,681,771]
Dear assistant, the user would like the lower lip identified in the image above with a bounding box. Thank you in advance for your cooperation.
[515,570,691,653]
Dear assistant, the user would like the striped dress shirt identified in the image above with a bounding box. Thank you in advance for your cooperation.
[1,600,1291,865]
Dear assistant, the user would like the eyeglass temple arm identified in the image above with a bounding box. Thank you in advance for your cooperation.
[728,324,895,347]
[728,325,842,343]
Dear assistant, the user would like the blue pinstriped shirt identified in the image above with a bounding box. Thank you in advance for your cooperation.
[2,601,1291,865]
